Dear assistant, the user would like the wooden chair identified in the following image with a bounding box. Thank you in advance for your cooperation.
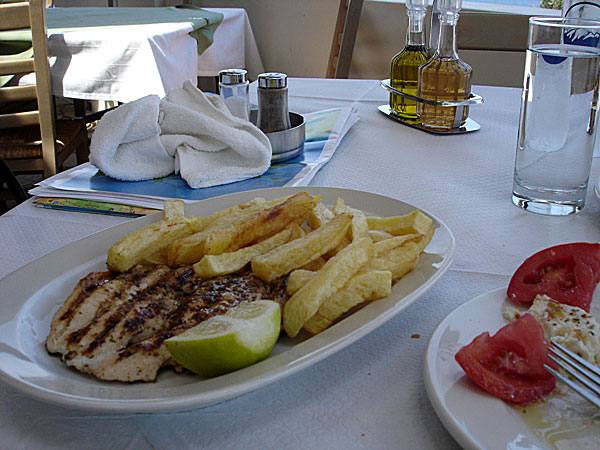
[0,0,88,178]
[326,0,365,78]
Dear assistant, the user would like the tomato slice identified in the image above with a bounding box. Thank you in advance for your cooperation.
[507,242,600,312]
[455,314,556,403]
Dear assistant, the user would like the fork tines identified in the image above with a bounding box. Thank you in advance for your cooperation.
[544,340,600,409]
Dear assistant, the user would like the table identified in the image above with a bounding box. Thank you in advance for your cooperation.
[199,8,265,80]
[1,6,221,102]
[1,79,600,449]
[6,6,264,103]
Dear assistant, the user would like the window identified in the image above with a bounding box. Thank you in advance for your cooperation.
[373,0,562,14]
[464,0,561,12]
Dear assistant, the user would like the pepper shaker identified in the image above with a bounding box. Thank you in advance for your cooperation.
[256,72,291,133]
[218,69,250,120]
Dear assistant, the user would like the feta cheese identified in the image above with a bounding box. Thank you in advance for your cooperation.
[503,295,600,367]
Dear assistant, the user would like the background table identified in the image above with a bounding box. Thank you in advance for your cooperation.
[9,7,264,103]
[199,8,264,80]
[1,79,600,449]
[6,6,221,102]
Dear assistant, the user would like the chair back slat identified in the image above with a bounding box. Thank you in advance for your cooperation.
[0,59,35,76]
[0,111,40,129]
[0,85,38,103]
[0,3,30,31]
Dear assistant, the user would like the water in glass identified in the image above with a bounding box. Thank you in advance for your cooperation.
[512,43,600,215]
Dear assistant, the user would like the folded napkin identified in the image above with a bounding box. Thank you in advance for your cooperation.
[90,81,272,188]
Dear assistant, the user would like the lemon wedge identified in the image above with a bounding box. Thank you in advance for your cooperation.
[165,300,281,377]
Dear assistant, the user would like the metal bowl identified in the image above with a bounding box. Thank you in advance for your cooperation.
[250,110,305,163]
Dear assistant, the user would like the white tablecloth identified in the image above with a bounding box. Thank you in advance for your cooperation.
[21,8,263,102]
[1,79,599,449]
[199,8,265,79]
[46,20,199,103]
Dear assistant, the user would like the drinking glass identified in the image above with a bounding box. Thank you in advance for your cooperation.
[511,17,600,215]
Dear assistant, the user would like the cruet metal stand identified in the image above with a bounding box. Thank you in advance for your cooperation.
[379,79,484,135]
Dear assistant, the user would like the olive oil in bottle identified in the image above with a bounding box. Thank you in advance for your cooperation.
[390,0,429,123]
[417,0,472,130]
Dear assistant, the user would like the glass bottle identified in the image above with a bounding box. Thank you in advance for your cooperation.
[417,0,472,130]
[218,69,250,121]
[429,0,441,58]
[389,0,429,123]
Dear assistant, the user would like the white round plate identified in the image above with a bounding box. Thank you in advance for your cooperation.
[0,187,455,413]
[424,288,600,450]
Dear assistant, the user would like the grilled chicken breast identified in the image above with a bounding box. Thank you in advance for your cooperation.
[46,265,288,382]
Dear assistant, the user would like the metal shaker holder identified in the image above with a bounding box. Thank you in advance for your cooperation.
[379,79,484,135]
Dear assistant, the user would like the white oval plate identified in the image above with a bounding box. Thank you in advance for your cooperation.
[424,287,600,450]
[0,187,455,413]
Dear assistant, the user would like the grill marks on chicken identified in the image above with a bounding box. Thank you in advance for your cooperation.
[46,265,288,382]
[46,265,162,355]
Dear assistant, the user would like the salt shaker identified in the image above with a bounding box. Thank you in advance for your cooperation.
[256,72,291,133]
[218,69,250,120]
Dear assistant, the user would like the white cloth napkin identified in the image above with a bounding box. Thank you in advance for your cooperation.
[89,81,272,188]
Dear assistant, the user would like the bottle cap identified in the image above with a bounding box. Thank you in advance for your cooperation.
[258,72,288,89]
[219,69,248,85]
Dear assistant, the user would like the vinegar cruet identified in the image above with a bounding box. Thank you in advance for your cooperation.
[417,0,472,129]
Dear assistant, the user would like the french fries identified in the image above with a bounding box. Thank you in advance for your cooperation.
[203,192,315,255]
[372,233,423,256]
[164,199,185,221]
[109,196,279,271]
[367,210,432,236]
[367,229,394,242]
[307,202,335,229]
[107,217,203,272]
[364,241,421,280]
[283,237,374,337]
[361,231,434,280]
[167,192,315,265]
[251,214,353,282]
[193,225,297,277]
[106,191,438,339]
[299,256,326,272]
[287,269,317,295]
[140,248,168,266]
[332,197,369,241]
[303,270,392,335]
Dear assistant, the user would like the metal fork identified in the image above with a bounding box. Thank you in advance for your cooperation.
[544,340,600,409]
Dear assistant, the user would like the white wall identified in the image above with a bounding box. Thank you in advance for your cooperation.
[187,0,339,78]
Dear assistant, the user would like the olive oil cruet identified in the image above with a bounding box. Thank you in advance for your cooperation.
[389,0,429,123]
